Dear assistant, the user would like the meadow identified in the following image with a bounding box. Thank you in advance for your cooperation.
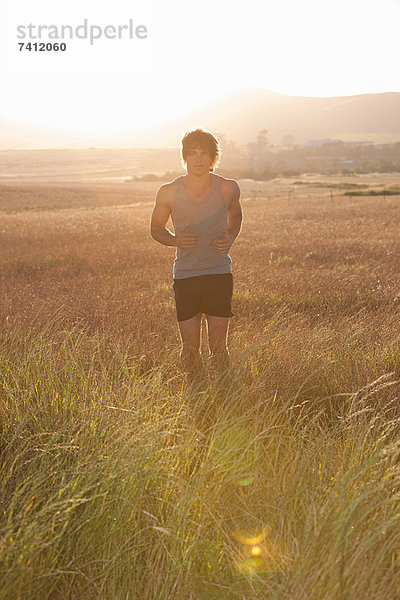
[1,174,400,599]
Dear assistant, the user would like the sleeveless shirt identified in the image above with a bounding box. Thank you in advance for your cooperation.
[171,173,232,279]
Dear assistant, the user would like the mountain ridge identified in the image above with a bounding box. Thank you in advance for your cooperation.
[1,88,399,149]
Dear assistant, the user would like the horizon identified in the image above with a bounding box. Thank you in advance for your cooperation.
[1,87,400,151]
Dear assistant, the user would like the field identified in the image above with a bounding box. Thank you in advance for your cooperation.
[1,173,400,599]
[0,149,180,182]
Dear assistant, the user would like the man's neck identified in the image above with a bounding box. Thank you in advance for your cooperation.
[185,171,212,190]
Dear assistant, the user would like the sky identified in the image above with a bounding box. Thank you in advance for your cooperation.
[0,0,399,135]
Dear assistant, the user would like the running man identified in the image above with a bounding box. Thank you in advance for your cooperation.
[150,128,242,382]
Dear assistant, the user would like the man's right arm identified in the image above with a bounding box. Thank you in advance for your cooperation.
[150,184,198,249]
[150,184,176,247]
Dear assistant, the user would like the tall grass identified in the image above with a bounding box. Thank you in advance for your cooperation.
[1,313,399,599]
[1,180,400,598]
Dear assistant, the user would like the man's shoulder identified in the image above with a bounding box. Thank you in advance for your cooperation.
[156,177,180,206]
[215,174,240,202]
[158,176,181,193]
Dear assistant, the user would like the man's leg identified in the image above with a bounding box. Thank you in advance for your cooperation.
[177,312,203,382]
[205,314,230,373]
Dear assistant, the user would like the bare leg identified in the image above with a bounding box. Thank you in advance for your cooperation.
[177,313,204,383]
[205,315,230,376]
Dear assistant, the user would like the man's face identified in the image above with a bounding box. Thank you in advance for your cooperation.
[185,146,212,175]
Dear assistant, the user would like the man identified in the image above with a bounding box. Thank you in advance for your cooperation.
[150,128,242,382]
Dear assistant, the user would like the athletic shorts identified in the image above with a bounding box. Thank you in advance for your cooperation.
[173,273,234,322]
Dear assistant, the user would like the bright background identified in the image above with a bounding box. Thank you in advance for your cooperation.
[0,0,399,135]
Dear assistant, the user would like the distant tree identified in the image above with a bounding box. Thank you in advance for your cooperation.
[260,168,278,181]
[281,135,295,148]
[244,130,271,172]
[245,141,257,169]
[241,169,257,180]
[133,173,160,181]
[282,169,300,177]
[219,137,245,171]
[256,129,269,150]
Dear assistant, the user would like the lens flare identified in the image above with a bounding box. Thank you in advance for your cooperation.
[232,525,270,545]
[237,477,254,487]
[232,525,291,575]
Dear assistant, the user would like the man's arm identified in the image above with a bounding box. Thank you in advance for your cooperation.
[150,184,176,246]
[227,180,242,242]
[213,179,242,253]
[150,184,199,248]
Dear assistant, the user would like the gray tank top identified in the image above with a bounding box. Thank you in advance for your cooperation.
[171,173,232,279]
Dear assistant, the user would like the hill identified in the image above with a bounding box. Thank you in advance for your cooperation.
[0,88,399,149]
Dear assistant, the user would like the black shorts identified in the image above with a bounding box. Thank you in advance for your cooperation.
[173,273,234,322]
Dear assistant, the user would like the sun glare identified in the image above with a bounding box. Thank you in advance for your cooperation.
[251,545,262,557]
[1,0,399,135]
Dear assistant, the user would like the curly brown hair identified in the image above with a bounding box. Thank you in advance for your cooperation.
[181,128,221,172]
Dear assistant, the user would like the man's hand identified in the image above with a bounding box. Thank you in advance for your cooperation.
[213,230,233,253]
[176,224,198,249]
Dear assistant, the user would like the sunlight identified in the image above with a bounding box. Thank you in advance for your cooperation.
[1,0,399,135]
[232,524,291,574]
[233,526,271,546]
[251,545,262,557]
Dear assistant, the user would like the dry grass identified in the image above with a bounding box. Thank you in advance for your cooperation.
[1,175,400,599]
[1,176,400,382]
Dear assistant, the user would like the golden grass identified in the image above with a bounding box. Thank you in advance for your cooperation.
[1,177,400,378]
[1,176,400,599]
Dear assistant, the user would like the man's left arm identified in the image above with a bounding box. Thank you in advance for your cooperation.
[213,180,243,253]
[227,181,242,244]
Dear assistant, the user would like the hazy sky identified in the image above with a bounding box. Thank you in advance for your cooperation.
[1,0,399,134]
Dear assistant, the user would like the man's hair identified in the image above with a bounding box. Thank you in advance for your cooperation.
[181,128,221,172]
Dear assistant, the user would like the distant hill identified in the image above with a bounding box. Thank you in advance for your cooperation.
[1,88,400,149]
[200,88,400,145]
[137,89,400,147]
